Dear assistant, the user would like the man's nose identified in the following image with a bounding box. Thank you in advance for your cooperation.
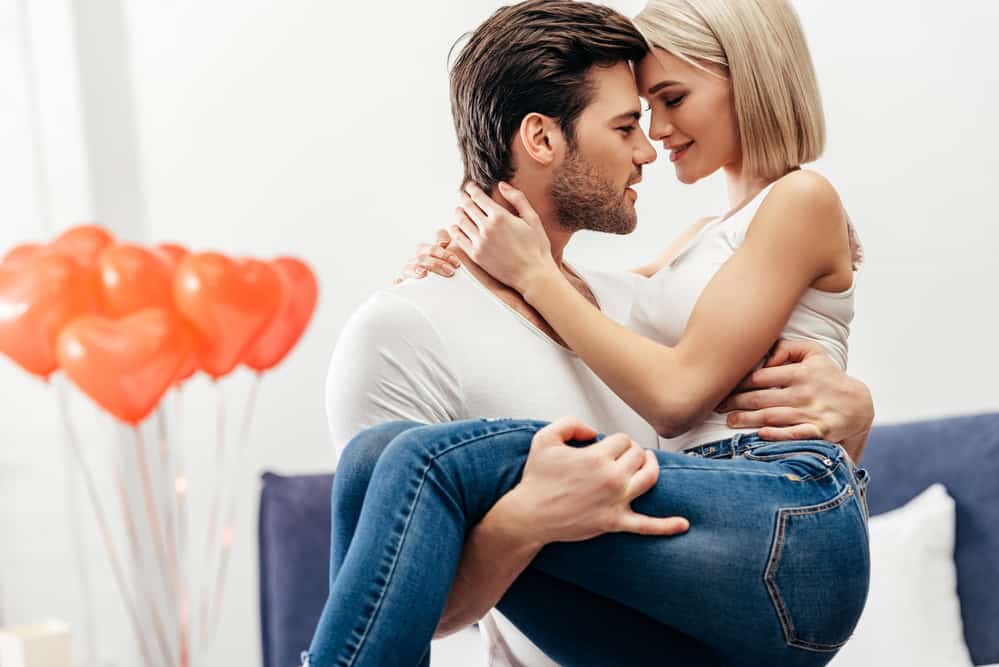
[636,131,657,166]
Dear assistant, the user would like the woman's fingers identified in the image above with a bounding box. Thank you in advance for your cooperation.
[496,181,543,228]
[402,261,427,279]
[435,227,452,247]
[460,191,490,229]
[463,182,502,218]
[453,207,480,241]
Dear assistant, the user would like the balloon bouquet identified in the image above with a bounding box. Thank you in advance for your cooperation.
[0,224,318,667]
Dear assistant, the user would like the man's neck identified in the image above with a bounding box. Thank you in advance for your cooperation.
[448,194,598,348]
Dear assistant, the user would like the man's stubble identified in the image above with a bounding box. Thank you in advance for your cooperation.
[550,147,638,236]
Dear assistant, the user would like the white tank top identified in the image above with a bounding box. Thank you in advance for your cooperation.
[629,182,856,452]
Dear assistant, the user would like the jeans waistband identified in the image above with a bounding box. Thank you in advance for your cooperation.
[681,432,768,459]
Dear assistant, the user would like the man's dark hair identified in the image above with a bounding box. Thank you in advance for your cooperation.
[450,0,648,190]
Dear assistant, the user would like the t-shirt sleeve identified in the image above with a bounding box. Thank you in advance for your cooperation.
[324,290,464,465]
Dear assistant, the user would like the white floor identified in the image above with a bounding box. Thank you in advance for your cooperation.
[431,625,487,666]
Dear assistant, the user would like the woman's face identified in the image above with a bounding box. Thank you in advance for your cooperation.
[635,48,741,184]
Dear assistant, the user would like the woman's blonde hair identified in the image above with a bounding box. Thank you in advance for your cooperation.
[633,0,825,180]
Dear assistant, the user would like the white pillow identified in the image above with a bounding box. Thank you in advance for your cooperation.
[830,484,974,667]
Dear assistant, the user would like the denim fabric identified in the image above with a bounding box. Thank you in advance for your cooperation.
[305,420,870,667]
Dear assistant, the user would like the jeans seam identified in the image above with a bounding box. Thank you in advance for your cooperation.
[763,484,855,653]
[338,423,541,665]
[743,452,840,483]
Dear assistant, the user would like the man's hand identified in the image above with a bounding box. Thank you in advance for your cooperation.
[500,417,689,548]
[716,339,874,460]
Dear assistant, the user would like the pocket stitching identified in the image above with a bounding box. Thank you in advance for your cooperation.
[744,449,839,483]
[763,485,855,652]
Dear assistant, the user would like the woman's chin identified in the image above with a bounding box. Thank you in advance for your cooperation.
[675,168,700,185]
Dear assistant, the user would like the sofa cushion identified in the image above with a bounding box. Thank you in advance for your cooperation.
[861,413,999,665]
[259,472,334,667]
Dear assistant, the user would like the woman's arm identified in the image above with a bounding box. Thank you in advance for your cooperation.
[395,219,714,282]
[453,172,851,438]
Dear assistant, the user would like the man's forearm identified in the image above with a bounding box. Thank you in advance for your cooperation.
[433,489,542,639]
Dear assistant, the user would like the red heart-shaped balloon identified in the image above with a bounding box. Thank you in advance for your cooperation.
[98,243,175,318]
[50,224,115,268]
[173,253,282,379]
[243,257,318,373]
[1,243,44,269]
[152,243,189,273]
[0,254,100,378]
[57,309,189,424]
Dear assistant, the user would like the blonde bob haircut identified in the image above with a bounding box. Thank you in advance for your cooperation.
[633,0,825,180]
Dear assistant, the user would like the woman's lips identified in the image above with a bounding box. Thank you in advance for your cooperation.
[670,141,694,163]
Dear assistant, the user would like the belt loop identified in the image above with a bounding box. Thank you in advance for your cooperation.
[729,433,742,459]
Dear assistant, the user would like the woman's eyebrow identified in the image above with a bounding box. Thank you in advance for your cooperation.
[647,80,681,95]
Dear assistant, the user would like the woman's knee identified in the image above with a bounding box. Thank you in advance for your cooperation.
[336,421,424,494]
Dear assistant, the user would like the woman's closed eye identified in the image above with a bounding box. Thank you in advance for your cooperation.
[663,94,685,108]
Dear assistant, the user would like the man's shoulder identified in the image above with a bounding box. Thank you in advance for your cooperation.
[341,274,480,345]
[569,263,642,323]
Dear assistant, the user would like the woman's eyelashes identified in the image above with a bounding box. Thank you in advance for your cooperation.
[664,94,685,108]
[642,93,686,114]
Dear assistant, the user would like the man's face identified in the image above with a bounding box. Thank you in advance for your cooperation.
[551,61,657,235]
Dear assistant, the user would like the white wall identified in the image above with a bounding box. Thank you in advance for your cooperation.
[2,1,997,666]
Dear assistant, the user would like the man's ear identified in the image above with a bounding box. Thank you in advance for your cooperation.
[517,113,567,167]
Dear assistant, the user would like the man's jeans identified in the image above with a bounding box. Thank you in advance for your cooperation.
[304,419,870,667]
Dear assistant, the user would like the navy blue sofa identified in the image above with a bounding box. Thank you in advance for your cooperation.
[258,413,999,667]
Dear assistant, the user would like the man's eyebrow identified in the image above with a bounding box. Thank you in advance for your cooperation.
[647,80,681,96]
[610,111,642,123]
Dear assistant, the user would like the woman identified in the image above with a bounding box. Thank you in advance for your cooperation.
[306,0,870,665]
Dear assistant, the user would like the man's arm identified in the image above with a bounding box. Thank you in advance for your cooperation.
[326,291,544,636]
[325,291,463,461]
[434,418,689,638]
[327,303,689,640]
[717,339,875,462]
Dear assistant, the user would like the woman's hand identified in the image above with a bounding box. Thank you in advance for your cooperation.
[450,182,557,293]
[393,228,462,284]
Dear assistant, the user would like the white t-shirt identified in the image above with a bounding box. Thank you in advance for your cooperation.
[325,265,659,666]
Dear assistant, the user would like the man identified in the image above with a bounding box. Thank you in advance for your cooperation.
[323,1,873,664]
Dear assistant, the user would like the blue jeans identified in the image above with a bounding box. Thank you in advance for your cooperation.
[305,419,870,666]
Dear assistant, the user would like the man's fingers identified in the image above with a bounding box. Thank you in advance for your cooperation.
[726,406,803,429]
[765,339,824,367]
[591,432,635,460]
[534,416,599,447]
[717,388,791,413]
[617,512,690,537]
[757,424,824,441]
[735,364,795,391]
[613,441,646,472]
[622,450,660,498]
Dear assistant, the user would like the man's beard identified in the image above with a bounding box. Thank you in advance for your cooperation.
[550,147,638,235]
